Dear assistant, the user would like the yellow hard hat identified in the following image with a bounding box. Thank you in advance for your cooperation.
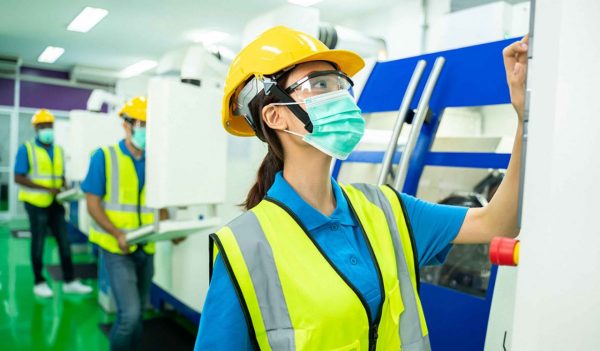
[222,26,365,137]
[119,96,147,122]
[31,109,55,125]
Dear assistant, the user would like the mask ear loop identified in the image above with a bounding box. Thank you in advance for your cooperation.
[262,76,313,133]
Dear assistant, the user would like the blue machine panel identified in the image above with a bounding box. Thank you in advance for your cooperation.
[335,37,522,350]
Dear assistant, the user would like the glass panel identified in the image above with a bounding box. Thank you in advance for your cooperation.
[417,104,517,297]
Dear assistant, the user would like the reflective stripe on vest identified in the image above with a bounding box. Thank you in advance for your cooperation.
[351,184,430,350]
[18,141,64,208]
[88,144,155,255]
[211,183,430,351]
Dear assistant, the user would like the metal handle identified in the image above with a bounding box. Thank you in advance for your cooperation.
[392,56,445,191]
[377,60,427,185]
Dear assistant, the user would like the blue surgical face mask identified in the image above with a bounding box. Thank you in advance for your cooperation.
[131,126,146,150]
[38,128,54,144]
[273,90,365,160]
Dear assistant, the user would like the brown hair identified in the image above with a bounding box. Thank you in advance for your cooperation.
[242,76,290,210]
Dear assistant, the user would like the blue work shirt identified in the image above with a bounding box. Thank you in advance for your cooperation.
[81,139,145,197]
[14,138,55,175]
[195,172,468,350]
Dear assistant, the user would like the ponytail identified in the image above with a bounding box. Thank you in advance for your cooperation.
[243,147,283,210]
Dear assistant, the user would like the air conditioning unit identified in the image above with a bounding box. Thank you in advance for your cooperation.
[71,65,119,86]
[0,56,20,75]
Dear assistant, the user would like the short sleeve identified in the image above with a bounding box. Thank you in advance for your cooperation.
[14,144,29,175]
[399,193,468,267]
[81,149,107,197]
[194,254,253,351]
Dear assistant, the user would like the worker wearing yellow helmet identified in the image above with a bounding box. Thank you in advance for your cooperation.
[195,26,528,350]
[14,109,92,298]
[82,96,166,351]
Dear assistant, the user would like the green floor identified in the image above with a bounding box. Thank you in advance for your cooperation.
[0,220,111,351]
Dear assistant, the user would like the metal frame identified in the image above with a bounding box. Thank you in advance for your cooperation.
[393,57,445,191]
[377,60,426,185]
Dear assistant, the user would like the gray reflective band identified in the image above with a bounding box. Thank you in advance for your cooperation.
[102,202,154,214]
[28,142,39,177]
[30,175,60,181]
[91,222,136,234]
[108,146,120,203]
[20,187,49,194]
[227,212,296,351]
[350,183,431,351]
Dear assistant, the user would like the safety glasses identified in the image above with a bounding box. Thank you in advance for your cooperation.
[284,70,354,97]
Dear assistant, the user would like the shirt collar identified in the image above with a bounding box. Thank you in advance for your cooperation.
[35,138,52,148]
[119,139,145,160]
[266,171,357,231]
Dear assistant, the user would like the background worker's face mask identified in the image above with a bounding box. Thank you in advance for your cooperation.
[131,126,146,150]
[273,89,365,160]
[37,128,54,144]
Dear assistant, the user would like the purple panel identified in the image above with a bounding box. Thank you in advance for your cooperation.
[0,78,15,106]
[20,81,92,111]
[21,66,70,80]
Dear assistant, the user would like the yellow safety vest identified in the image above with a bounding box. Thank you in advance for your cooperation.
[211,183,430,351]
[89,144,155,255]
[18,141,64,208]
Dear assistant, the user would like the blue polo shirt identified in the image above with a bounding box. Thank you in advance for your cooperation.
[14,138,55,175]
[81,139,145,197]
[195,172,468,350]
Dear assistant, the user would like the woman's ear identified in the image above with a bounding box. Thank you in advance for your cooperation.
[262,105,288,131]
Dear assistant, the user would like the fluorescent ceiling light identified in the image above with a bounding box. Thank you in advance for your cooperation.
[119,60,158,78]
[187,30,230,45]
[37,46,65,63]
[67,7,108,33]
[288,0,324,7]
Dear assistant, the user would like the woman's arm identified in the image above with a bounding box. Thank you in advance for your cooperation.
[454,36,529,244]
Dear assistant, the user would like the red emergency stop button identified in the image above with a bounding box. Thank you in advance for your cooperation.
[489,237,520,266]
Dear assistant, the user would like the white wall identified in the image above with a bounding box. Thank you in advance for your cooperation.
[337,1,530,60]
[510,0,600,349]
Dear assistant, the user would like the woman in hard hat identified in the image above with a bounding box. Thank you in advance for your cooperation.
[195,27,528,350]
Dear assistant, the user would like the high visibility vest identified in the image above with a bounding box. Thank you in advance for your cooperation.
[89,144,155,255]
[18,141,64,208]
[211,183,430,351]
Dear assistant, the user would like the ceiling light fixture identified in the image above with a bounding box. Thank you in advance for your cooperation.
[37,46,65,63]
[119,60,158,78]
[67,7,109,33]
[287,0,324,7]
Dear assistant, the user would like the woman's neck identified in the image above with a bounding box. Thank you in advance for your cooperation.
[282,151,336,216]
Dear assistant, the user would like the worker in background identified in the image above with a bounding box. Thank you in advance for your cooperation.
[82,96,165,351]
[195,26,528,350]
[14,109,92,298]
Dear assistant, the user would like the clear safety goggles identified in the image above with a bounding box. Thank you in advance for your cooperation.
[284,70,354,98]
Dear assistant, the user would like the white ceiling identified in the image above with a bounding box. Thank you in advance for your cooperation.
[0,0,399,72]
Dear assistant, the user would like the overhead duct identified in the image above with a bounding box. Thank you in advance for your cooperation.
[71,65,119,87]
[0,56,20,75]
[318,24,387,59]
